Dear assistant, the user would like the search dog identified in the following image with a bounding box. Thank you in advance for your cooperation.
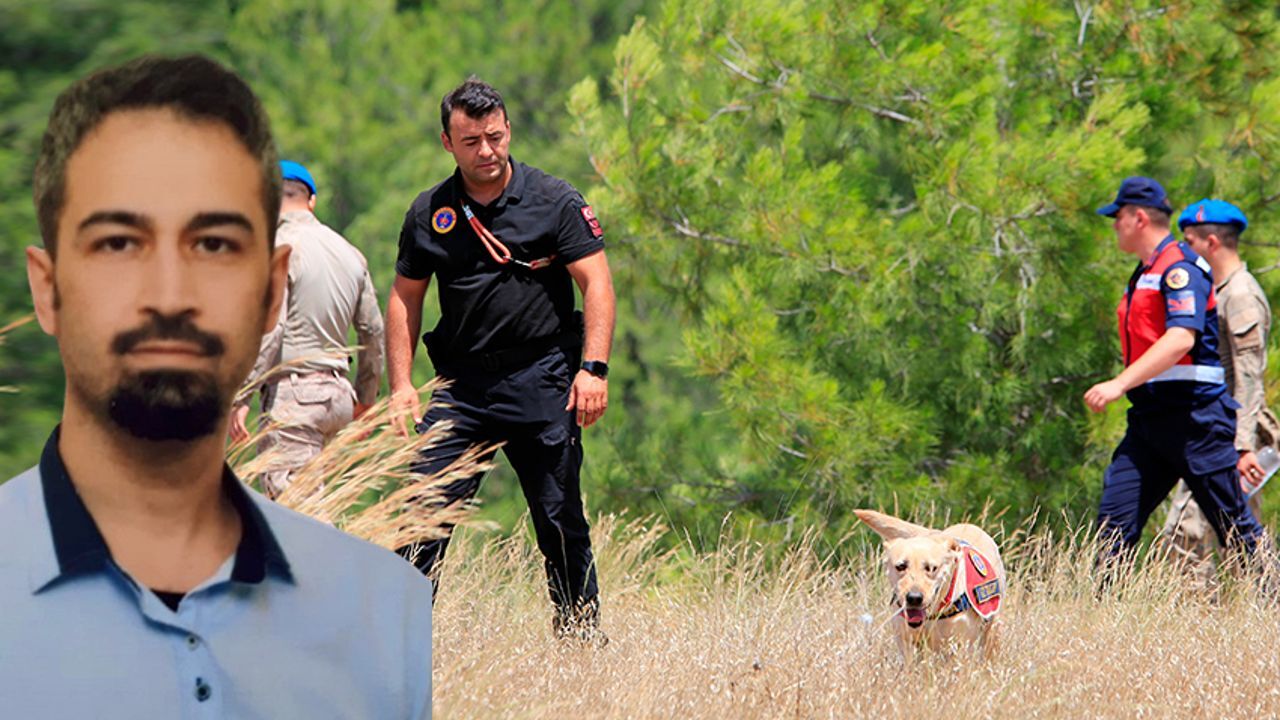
[855,509,1005,659]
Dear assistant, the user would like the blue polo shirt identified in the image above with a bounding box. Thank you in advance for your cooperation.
[0,429,432,719]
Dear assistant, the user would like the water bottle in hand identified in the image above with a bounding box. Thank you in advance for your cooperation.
[1248,446,1280,499]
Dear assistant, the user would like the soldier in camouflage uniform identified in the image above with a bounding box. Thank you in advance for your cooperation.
[1162,199,1272,589]
[230,161,385,498]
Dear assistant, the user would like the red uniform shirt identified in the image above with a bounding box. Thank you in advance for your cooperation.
[1116,235,1226,408]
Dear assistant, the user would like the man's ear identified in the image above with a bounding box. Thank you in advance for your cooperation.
[264,244,291,334]
[26,246,57,336]
[307,194,316,213]
[440,130,453,153]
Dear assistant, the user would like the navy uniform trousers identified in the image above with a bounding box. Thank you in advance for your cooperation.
[403,345,599,616]
[1098,394,1265,556]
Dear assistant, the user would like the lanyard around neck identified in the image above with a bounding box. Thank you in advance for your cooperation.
[460,201,556,270]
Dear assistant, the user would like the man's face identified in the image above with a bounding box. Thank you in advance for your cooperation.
[441,109,511,189]
[1112,205,1143,255]
[26,108,288,441]
[1182,226,1213,258]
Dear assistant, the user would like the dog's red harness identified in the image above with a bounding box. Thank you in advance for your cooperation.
[937,541,1002,621]
[898,541,1002,623]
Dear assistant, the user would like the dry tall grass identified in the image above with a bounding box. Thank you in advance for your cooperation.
[229,376,493,550]
[218,348,1280,718]
[430,512,1280,719]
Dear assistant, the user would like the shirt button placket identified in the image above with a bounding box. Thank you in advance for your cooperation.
[178,625,218,714]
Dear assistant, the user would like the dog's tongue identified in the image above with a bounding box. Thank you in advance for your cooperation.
[904,608,925,626]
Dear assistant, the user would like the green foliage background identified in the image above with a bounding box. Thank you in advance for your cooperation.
[4,0,1280,548]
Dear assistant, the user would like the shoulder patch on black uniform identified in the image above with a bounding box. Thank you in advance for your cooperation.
[581,205,603,238]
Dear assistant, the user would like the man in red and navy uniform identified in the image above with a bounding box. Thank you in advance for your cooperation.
[1084,177,1267,559]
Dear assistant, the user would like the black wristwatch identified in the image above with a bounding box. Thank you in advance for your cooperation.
[581,360,609,379]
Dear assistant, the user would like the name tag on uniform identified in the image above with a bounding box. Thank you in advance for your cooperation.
[1136,273,1162,291]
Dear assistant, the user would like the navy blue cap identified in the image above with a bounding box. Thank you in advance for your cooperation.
[280,160,316,196]
[1178,198,1248,232]
[1096,176,1173,218]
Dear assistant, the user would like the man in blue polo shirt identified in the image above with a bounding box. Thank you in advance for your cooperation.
[1,55,431,717]
[1084,177,1268,565]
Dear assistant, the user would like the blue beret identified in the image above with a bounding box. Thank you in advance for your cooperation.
[1096,176,1173,218]
[280,160,316,196]
[1178,198,1247,232]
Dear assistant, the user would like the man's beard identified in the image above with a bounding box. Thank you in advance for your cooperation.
[107,369,225,441]
[98,310,231,442]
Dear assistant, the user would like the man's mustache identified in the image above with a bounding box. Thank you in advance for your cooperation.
[111,312,225,357]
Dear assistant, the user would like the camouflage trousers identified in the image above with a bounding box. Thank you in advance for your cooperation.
[258,372,355,499]
[1161,480,1263,591]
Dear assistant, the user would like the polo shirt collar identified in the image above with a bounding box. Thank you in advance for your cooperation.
[36,426,292,592]
[1143,234,1176,268]
[452,157,526,209]
[1216,263,1246,293]
[503,157,527,204]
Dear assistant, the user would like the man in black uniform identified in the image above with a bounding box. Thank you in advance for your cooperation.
[386,78,615,640]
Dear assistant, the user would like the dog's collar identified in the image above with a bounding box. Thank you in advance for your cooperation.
[933,588,971,620]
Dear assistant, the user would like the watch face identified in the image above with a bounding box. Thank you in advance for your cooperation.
[583,361,608,378]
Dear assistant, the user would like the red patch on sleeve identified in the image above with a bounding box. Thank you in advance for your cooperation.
[581,205,604,238]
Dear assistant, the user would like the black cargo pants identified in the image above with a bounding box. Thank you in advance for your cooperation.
[399,345,599,614]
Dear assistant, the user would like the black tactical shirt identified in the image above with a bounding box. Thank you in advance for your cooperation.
[396,158,605,358]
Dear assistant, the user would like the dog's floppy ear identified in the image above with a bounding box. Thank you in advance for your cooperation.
[854,509,933,541]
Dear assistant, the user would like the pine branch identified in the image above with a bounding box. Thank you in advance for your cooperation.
[715,44,919,126]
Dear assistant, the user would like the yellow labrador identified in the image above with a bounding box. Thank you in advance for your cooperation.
[854,509,1005,659]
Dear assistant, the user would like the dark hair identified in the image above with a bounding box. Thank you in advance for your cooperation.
[1185,222,1242,250]
[1125,205,1171,229]
[282,178,312,200]
[33,54,281,257]
[440,77,507,137]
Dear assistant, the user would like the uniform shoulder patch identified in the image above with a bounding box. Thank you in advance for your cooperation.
[581,205,604,238]
[1167,290,1196,317]
[432,206,457,234]
[1166,267,1190,290]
